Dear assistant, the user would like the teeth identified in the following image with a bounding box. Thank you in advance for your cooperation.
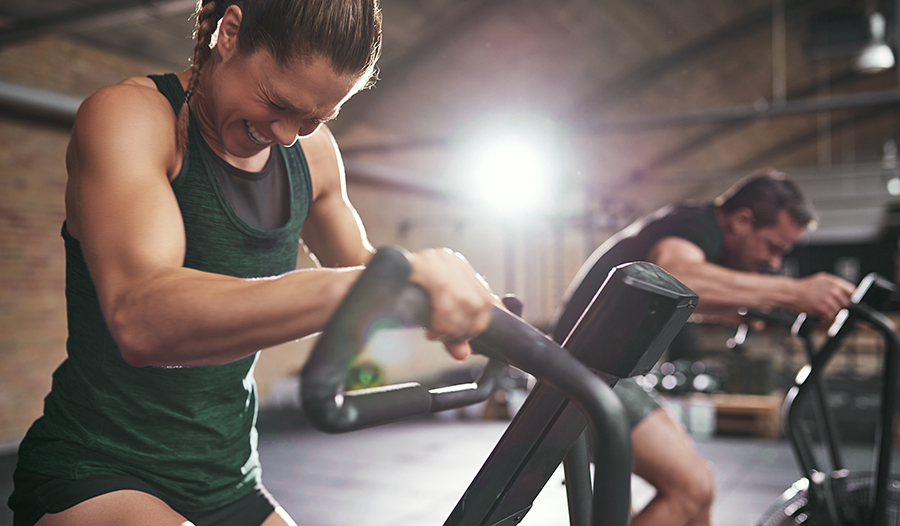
[245,121,272,145]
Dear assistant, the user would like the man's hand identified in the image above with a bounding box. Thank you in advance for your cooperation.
[792,272,856,321]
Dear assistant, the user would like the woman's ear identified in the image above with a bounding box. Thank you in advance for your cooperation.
[214,4,243,60]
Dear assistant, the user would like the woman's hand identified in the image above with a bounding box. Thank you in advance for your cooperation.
[406,248,497,360]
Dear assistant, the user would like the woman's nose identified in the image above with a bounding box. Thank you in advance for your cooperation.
[271,118,321,145]
[270,119,299,146]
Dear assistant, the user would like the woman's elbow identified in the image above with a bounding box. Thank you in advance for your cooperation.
[106,309,163,367]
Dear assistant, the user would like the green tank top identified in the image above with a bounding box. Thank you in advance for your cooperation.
[16,73,312,512]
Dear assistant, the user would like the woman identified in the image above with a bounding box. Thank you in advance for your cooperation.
[8,1,496,525]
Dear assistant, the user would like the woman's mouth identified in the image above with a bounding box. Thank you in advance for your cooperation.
[245,121,273,146]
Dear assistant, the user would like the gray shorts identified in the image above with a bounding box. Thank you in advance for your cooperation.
[613,377,660,429]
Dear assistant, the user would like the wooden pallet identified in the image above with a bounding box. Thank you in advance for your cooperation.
[711,393,783,439]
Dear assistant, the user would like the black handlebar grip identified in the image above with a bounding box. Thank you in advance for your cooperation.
[301,248,435,433]
[301,247,509,433]
[502,294,524,317]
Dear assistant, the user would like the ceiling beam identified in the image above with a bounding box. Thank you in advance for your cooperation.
[734,106,888,171]
[628,69,861,178]
[338,87,900,157]
[329,0,521,134]
[570,0,849,118]
[343,160,451,199]
[0,80,82,124]
[0,0,195,46]
[581,89,900,133]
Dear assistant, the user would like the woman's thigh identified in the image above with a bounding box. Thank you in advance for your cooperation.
[35,489,193,526]
[261,506,299,526]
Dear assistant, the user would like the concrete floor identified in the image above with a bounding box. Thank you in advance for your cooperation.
[1,408,817,526]
[253,418,803,526]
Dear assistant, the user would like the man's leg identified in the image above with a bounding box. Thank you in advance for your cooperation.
[629,407,715,526]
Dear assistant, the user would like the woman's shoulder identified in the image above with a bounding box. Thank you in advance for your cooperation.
[75,77,175,137]
[71,76,182,174]
[296,126,342,195]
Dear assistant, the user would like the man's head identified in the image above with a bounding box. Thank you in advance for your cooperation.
[714,169,816,272]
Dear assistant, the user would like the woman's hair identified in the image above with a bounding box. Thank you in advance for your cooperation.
[714,168,817,229]
[175,0,383,152]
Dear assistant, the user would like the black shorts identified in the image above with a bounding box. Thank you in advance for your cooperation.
[8,467,279,526]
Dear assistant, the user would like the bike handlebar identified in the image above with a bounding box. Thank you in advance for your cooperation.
[300,247,629,440]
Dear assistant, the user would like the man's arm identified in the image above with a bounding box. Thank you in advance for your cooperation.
[648,236,855,320]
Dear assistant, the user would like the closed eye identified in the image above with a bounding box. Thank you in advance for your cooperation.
[768,241,789,256]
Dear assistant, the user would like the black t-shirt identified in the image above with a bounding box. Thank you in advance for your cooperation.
[552,203,723,343]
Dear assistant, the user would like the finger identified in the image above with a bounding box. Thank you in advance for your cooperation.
[825,299,847,321]
[443,340,472,361]
[837,289,851,307]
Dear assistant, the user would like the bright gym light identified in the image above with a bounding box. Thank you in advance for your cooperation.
[454,113,567,215]
[470,134,552,213]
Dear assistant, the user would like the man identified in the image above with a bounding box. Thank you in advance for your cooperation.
[552,169,855,526]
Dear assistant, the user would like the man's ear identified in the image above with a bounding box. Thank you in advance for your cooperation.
[727,208,755,235]
[214,5,243,61]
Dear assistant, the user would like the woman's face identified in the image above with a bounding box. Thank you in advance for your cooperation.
[198,49,359,160]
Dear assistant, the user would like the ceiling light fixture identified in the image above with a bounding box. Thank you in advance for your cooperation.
[855,13,895,73]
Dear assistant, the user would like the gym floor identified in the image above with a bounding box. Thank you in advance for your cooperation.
[0,407,816,526]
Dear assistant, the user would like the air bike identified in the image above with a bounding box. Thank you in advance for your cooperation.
[751,273,900,526]
[299,247,698,526]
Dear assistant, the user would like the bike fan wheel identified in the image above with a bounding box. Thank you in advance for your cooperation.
[755,473,900,526]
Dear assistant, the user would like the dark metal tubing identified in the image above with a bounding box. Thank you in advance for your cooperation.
[782,302,899,526]
[784,312,857,518]
[563,430,593,526]
[795,315,847,473]
[848,303,899,526]
[470,312,633,526]
[744,309,846,473]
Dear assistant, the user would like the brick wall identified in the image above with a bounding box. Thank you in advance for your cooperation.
[0,118,69,445]
[0,36,172,447]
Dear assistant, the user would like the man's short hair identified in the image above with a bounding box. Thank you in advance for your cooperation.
[714,169,817,229]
